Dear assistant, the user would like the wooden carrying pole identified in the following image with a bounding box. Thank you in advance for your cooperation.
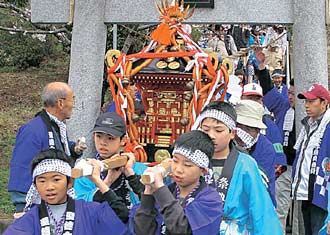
[140,161,172,185]
[71,155,128,178]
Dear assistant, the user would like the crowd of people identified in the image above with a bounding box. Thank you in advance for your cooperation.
[199,24,288,84]
[4,25,330,235]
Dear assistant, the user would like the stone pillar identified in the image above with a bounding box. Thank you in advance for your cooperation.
[67,0,107,158]
[293,0,328,125]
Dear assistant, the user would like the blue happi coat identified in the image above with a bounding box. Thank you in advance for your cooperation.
[3,199,126,235]
[132,183,222,235]
[263,115,287,166]
[250,134,277,206]
[220,152,282,234]
[8,111,77,194]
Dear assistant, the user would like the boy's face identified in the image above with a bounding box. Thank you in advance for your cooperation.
[172,153,203,188]
[201,118,235,158]
[35,172,73,205]
[94,132,125,159]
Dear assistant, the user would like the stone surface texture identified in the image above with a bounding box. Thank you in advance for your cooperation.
[293,0,328,128]
[66,0,107,158]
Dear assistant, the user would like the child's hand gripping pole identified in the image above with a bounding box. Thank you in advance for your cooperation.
[140,161,172,185]
[71,155,128,178]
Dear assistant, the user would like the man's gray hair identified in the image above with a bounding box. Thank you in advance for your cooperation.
[41,84,69,107]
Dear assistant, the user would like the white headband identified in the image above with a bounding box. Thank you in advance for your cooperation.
[172,146,209,169]
[25,159,74,211]
[32,159,72,179]
[195,109,236,130]
[271,73,285,78]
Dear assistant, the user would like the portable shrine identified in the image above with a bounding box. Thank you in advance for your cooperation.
[105,0,229,162]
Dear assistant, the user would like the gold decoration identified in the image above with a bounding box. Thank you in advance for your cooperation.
[209,52,219,70]
[168,61,180,70]
[156,60,168,69]
[154,0,195,24]
[186,81,195,90]
[105,49,121,67]
[183,92,193,101]
[222,58,233,75]
[132,114,140,122]
[154,149,171,162]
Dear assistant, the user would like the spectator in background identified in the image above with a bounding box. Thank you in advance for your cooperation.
[221,24,237,56]
[234,68,245,87]
[241,83,287,179]
[262,25,285,74]
[271,69,288,99]
[232,24,250,50]
[106,81,145,119]
[206,25,228,61]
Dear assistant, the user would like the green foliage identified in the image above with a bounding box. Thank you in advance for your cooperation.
[3,0,28,7]
[0,7,63,70]
[0,32,51,69]
[191,26,203,42]
[106,24,132,51]
[0,111,18,217]
[106,24,151,53]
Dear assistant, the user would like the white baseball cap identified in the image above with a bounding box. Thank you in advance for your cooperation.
[242,83,263,97]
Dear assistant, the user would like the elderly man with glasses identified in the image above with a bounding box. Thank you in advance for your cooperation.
[8,82,87,216]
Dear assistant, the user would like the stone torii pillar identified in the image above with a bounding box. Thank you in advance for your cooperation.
[293,0,329,122]
[67,0,107,157]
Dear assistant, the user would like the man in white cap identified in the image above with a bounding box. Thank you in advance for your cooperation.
[241,83,287,178]
[234,99,277,206]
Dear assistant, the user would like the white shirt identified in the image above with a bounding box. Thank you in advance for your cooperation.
[292,118,319,200]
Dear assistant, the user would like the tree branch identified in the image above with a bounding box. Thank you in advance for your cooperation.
[0,2,72,49]
[0,2,31,20]
[119,24,151,41]
[0,26,69,35]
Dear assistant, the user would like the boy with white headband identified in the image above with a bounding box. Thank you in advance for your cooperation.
[197,100,282,234]
[3,149,126,235]
[134,130,222,235]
